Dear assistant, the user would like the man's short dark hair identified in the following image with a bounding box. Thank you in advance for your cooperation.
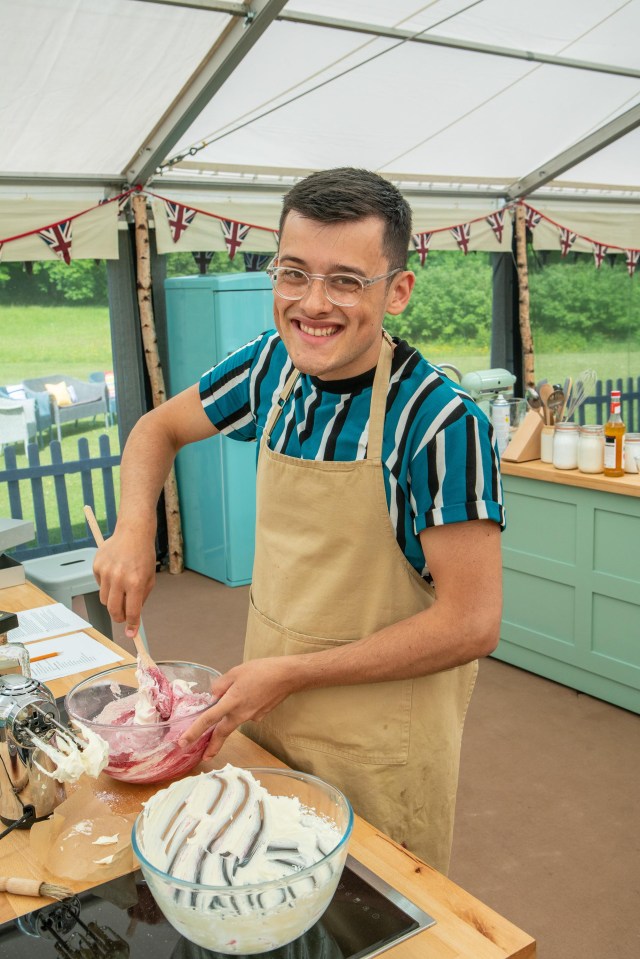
[280,168,412,271]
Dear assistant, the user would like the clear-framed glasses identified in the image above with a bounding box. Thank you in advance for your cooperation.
[266,260,401,308]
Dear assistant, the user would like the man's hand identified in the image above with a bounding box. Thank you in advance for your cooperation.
[93,525,157,638]
[179,658,296,759]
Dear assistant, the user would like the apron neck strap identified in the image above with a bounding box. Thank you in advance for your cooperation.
[366,331,393,460]
[262,332,394,453]
[263,365,300,443]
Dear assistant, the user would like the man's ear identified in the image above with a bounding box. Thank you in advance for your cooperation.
[386,271,415,315]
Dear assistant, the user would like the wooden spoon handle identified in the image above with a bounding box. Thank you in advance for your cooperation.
[83,504,149,662]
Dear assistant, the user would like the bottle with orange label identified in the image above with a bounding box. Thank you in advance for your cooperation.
[603,389,625,477]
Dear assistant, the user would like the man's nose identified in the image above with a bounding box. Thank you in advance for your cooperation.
[300,276,332,312]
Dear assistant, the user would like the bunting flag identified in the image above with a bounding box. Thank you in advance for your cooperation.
[242,252,271,272]
[626,250,640,277]
[485,210,505,244]
[164,200,197,243]
[450,222,471,254]
[525,206,542,231]
[559,227,577,257]
[38,220,73,263]
[221,219,251,258]
[192,251,214,274]
[411,232,433,267]
[593,243,608,269]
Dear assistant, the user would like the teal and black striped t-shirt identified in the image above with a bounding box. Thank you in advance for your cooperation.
[199,331,504,583]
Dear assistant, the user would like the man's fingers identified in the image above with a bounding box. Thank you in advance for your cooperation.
[178,705,221,747]
[202,717,235,759]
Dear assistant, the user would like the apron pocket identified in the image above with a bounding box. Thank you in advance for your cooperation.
[244,594,411,765]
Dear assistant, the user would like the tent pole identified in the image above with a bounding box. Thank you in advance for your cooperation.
[514,204,535,389]
[132,194,184,574]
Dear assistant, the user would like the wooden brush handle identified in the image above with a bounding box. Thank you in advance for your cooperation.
[83,505,148,661]
[0,877,43,897]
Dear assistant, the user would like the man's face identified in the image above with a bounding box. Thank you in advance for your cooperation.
[273,212,414,380]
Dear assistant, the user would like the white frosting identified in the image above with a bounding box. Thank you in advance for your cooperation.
[92,834,119,845]
[138,764,347,953]
[31,721,109,784]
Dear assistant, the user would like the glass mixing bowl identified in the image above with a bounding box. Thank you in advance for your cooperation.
[65,660,219,784]
[132,767,354,955]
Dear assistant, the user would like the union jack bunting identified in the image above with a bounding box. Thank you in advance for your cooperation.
[450,222,471,255]
[163,200,197,243]
[485,210,505,244]
[192,251,214,275]
[99,193,130,215]
[593,243,608,269]
[39,220,73,264]
[221,219,251,259]
[242,252,271,272]
[626,250,640,277]
[525,206,542,231]
[411,232,433,267]
[559,227,577,257]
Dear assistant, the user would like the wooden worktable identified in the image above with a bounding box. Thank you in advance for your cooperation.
[501,456,640,497]
[0,580,536,959]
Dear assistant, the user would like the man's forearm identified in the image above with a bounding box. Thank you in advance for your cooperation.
[115,410,180,534]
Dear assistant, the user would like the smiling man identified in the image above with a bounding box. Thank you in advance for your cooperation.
[93,168,505,874]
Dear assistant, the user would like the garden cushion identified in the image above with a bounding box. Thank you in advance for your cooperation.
[45,381,74,407]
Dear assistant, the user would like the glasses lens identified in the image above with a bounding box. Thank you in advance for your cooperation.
[325,274,364,306]
[272,268,308,299]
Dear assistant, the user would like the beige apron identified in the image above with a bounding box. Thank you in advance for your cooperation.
[242,333,477,873]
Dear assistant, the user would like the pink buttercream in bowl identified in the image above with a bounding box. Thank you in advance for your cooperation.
[65,661,220,784]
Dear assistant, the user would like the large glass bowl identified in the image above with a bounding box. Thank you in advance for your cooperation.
[65,660,220,784]
[132,767,353,955]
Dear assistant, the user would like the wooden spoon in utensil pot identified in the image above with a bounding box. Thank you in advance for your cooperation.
[83,504,173,719]
[546,385,565,425]
[538,383,554,425]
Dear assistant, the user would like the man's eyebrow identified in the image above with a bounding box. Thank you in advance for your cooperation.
[278,255,367,277]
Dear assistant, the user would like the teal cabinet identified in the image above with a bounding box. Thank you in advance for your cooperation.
[496,470,640,713]
[164,273,273,586]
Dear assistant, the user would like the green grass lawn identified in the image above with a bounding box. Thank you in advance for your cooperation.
[416,341,640,389]
[0,304,112,383]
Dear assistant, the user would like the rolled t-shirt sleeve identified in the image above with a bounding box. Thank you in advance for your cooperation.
[199,335,264,441]
[412,411,505,533]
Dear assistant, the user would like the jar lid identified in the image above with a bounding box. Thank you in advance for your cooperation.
[579,424,604,434]
[555,421,579,431]
[625,433,640,443]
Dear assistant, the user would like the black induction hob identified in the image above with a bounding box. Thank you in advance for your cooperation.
[0,855,436,959]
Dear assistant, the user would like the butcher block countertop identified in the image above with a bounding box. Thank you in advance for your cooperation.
[501,457,640,497]
[0,580,536,959]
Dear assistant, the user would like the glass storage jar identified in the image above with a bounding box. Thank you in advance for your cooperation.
[540,425,554,463]
[553,422,579,470]
[624,433,640,473]
[577,424,604,474]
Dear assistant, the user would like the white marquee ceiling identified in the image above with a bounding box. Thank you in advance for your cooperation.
[1,0,639,248]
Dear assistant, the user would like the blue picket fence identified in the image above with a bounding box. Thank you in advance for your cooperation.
[0,435,120,560]
[576,376,640,430]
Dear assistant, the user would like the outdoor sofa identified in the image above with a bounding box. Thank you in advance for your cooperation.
[22,375,109,442]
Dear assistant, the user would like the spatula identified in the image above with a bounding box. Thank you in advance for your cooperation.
[83,504,173,719]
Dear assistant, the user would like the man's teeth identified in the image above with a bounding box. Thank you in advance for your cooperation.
[299,322,338,337]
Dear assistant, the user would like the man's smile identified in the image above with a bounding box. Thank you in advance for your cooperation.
[295,320,341,338]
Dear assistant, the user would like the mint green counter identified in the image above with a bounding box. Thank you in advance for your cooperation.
[497,460,640,714]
